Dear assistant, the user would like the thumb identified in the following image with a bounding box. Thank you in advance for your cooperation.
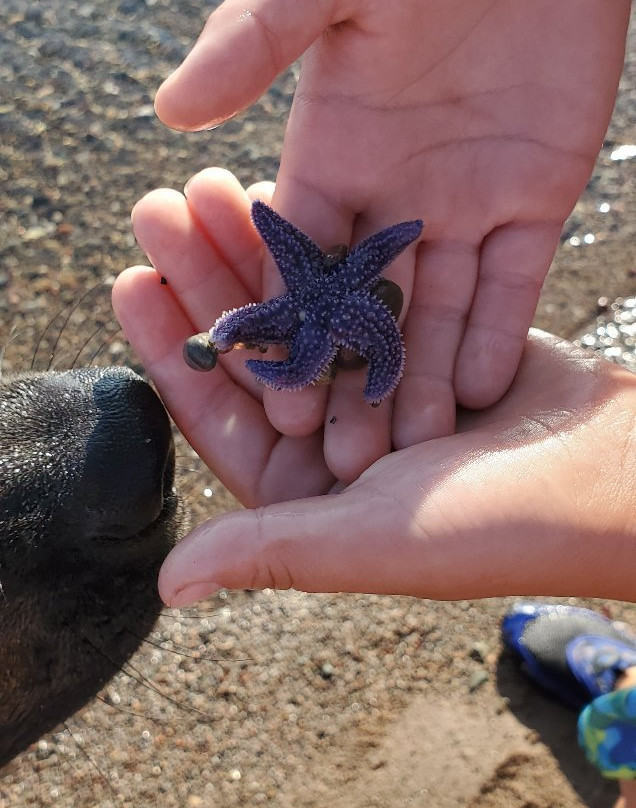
[155,0,341,131]
[157,436,581,607]
[158,486,432,607]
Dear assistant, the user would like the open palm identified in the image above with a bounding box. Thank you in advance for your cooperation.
[149,0,629,472]
[114,172,341,504]
[114,225,636,605]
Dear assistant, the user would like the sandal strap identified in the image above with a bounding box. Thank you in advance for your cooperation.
[567,635,636,699]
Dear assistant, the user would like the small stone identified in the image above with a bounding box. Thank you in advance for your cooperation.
[468,670,489,692]
[35,740,54,760]
[184,333,218,371]
[320,662,335,679]
[24,7,44,23]
[134,103,156,118]
[468,641,489,663]
[23,223,56,242]
[372,277,404,320]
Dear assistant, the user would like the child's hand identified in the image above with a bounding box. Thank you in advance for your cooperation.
[151,0,630,451]
[160,328,635,607]
[113,194,636,605]
[116,168,422,485]
[156,327,636,607]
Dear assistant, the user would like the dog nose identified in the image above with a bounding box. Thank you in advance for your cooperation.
[70,367,174,539]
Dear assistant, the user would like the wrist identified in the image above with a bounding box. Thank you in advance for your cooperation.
[431,362,636,602]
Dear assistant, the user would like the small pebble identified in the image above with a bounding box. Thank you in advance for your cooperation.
[320,662,335,679]
[468,642,489,663]
[468,670,489,693]
[184,333,218,371]
[36,740,54,760]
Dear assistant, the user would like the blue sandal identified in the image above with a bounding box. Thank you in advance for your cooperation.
[501,602,636,710]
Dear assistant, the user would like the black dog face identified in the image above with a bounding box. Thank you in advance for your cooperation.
[0,366,183,765]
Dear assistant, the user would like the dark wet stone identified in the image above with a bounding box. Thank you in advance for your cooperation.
[184,333,219,371]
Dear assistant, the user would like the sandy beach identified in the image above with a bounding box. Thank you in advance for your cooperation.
[0,2,635,806]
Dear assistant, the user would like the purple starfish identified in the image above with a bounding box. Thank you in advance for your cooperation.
[200,202,423,404]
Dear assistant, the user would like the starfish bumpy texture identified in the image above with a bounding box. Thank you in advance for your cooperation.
[209,201,423,405]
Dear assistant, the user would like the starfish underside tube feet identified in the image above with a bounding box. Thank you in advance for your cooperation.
[188,201,424,404]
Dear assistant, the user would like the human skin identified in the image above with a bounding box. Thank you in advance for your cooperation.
[618,778,636,808]
[112,171,636,608]
[154,331,635,606]
[149,0,630,476]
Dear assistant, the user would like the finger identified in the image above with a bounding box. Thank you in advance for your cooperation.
[155,0,342,131]
[154,434,554,607]
[257,189,354,439]
[158,337,636,608]
[454,220,563,409]
[157,475,429,607]
[393,239,479,449]
[113,266,334,505]
[132,181,253,321]
[162,0,363,438]
[246,180,275,205]
[131,178,263,396]
[183,167,265,300]
[320,211,424,476]
[322,370,392,483]
[258,198,424,443]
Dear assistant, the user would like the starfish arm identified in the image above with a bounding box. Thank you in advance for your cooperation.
[342,219,423,290]
[251,201,325,296]
[210,295,297,351]
[330,294,406,404]
[246,321,337,391]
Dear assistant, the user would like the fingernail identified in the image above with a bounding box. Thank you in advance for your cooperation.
[167,581,222,607]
